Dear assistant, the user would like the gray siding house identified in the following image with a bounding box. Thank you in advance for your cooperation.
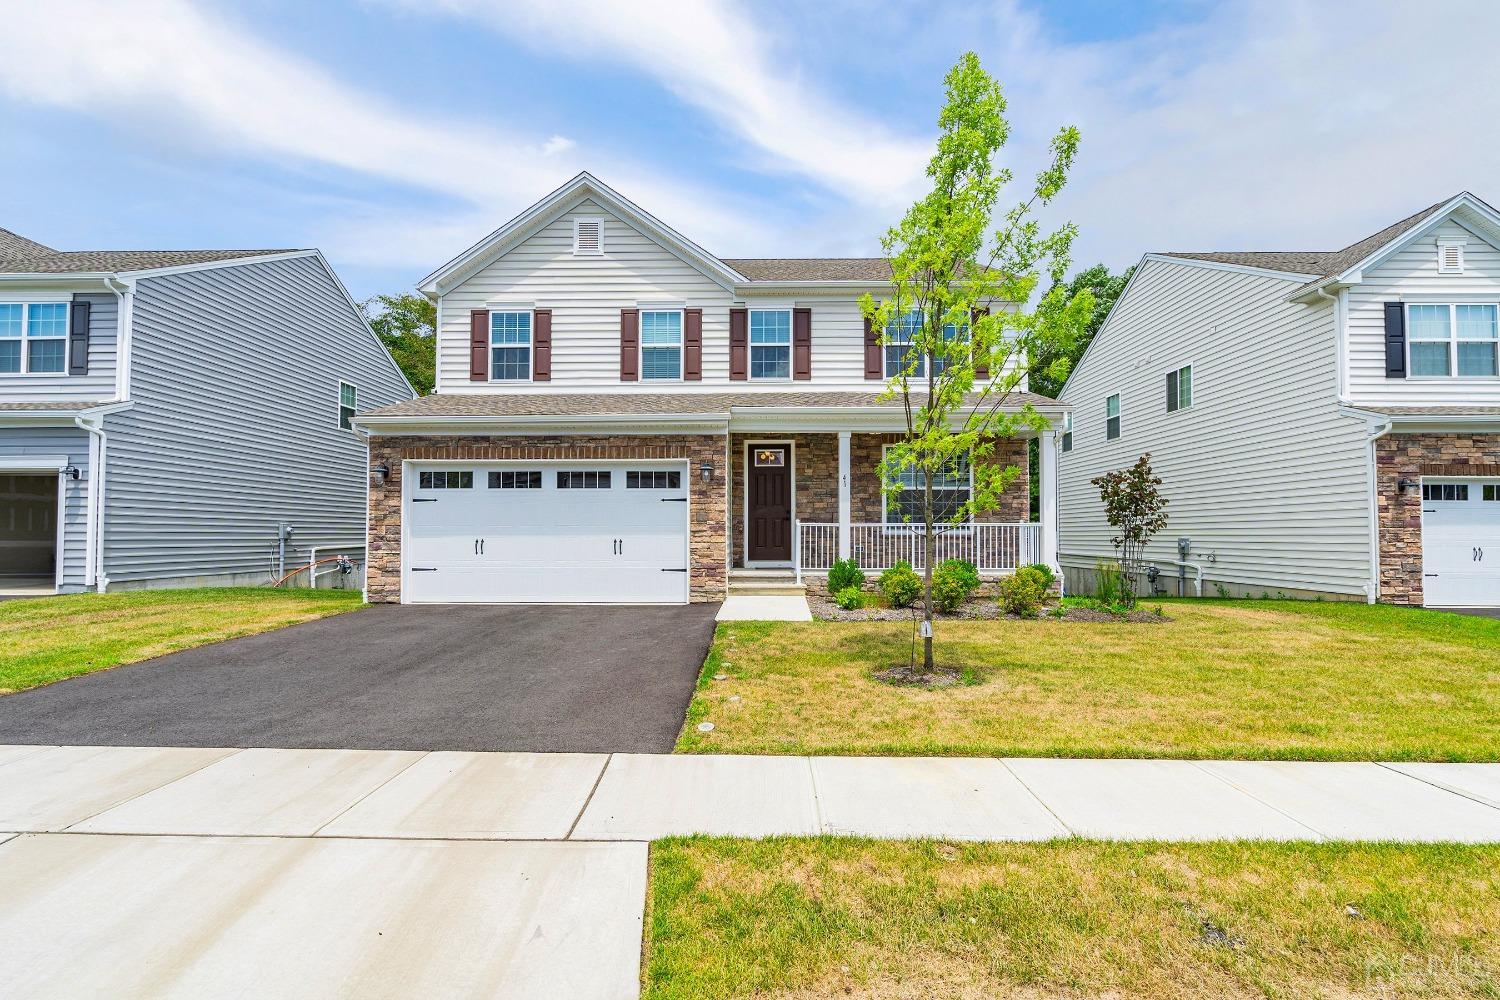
[0,229,414,595]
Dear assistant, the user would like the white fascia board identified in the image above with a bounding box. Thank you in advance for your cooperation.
[0,412,93,427]
[420,171,747,294]
[1384,413,1500,433]
[0,453,70,470]
[115,250,318,279]
[0,274,115,291]
[353,411,730,436]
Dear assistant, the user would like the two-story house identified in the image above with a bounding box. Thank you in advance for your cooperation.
[354,173,1067,604]
[0,228,414,595]
[1058,191,1500,608]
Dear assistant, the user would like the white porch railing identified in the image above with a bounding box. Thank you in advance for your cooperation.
[795,521,1042,575]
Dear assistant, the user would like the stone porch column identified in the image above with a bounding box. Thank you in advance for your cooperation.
[1039,428,1059,572]
[837,431,852,559]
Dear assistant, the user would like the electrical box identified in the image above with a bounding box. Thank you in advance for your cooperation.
[1177,536,1191,559]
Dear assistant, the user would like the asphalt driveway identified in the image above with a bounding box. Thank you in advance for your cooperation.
[0,604,720,753]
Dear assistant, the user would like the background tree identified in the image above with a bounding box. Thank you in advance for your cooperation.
[1091,453,1169,607]
[861,51,1093,674]
[1028,261,1135,515]
[363,293,436,395]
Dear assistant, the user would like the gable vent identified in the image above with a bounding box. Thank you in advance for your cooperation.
[573,217,604,256]
[1438,241,1465,274]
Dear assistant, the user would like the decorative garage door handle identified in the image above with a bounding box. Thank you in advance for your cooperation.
[661,568,688,572]
[413,498,438,503]
[412,567,437,572]
[1477,547,1484,562]
[660,497,687,502]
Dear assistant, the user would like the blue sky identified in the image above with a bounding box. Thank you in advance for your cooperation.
[4,0,1499,301]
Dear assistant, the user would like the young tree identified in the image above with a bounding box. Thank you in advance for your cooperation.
[861,51,1094,673]
[362,293,437,395]
[1091,454,1169,607]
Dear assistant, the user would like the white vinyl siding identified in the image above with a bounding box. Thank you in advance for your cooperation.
[1346,219,1500,405]
[1058,257,1373,598]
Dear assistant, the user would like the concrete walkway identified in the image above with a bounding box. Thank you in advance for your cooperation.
[715,594,812,621]
[2,745,1499,999]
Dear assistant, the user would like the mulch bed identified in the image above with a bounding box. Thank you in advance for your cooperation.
[807,591,1169,624]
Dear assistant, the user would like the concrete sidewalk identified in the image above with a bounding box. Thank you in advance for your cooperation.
[4,745,1499,842]
[3,746,1499,999]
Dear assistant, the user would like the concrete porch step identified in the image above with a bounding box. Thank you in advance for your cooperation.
[728,570,806,597]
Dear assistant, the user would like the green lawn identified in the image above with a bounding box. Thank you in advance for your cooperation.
[677,600,1500,761]
[644,838,1500,999]
[0,588,364,693]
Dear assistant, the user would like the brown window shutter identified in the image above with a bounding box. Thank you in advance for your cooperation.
[684,308,703,380]
[620,308,639,381]
[469,309,489,381]
[68,299,91,375]
[532,309,552,381]
[972,307,990,379]
[863,316,882,379]
[729,307,748,380]
[792,307,812,380]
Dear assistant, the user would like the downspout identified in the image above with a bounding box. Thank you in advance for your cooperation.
[74,411,108,592]
[1365,416,1394,605]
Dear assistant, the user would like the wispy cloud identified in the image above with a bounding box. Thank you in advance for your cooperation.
[0,0,770,267]
[376,0,932,205]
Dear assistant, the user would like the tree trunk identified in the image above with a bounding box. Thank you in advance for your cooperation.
[922,466,935,671]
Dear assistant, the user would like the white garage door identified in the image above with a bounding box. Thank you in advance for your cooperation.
[404,461,690,604]
[1421,479,1500,607]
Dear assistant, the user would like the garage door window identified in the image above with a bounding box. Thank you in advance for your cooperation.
[558,470,611,489]
[1423,483,1468,502]
[490,470,542,489]
[418,471,473,489]
[627,470,681,489]
[1485,485,1500,502]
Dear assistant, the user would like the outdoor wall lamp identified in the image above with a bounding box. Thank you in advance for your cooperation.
[371,463,391,488]
[61,465,81,481]
[1397,477,1419,495]
[699,461,714,483]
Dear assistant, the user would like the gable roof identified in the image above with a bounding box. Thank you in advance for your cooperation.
[0,227,56,262]
[723,258,891,282]
[419,172,749,294]
[1160,192,1500,294]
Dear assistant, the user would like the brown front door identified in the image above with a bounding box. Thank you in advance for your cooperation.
[747,444,792,562]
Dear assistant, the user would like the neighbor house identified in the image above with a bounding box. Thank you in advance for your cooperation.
[353,172,1066,604]
[0,228,414,595]
[1058,192,1500,608]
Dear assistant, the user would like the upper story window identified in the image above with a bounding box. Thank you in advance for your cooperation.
[640,310,683,380]
[1166,365,1192,412]
[1062,412,1073,452]
[749,309,791,379]
[1408,303,1498,378]
[1106,393,1121,440]
[0,302,68,374]
[573,217,604,256]
[338,382,357,429]
[490,311,532,381]
[883,309,965,378]
[884,446,972,526]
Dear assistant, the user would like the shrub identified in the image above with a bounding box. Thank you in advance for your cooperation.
[932,559,981,612]
[1094,561,1128,605]
[879,561,922,609]
[997,566,1048,617]
[833,586,864,611]
[826,558,865,595]
[1023,562,1055,589]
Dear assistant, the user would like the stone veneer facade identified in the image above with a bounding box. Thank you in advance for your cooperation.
[1374,431,1500,605]
[366,434,729,603]
[728,432,1032,567]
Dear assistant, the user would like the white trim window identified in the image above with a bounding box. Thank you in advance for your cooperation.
[884,445,972,527]
[1106,393,1121,440]
[489,310,532,381]
[338,381,357,429]
[1166,364,1192,412]
[883,309,965,378]
[1408,303,1498,378]
[0,302,68,374]
[640,309,683,381]
[749,309,791,380]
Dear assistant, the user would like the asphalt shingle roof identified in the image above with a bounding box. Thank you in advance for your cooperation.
[0,400,108,412]
[721,258,892,282]
[0,247,297,274]
[0,228,56,262]
[362,390,1063,419]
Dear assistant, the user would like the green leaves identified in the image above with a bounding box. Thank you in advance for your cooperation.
[362,293,436,395]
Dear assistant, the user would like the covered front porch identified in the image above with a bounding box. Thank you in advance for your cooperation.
[726,427,1060,579]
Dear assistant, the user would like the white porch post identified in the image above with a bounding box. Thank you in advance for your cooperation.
[1039,428,1059,572]
[837,431,852,560]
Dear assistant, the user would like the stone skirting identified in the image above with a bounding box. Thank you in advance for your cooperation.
[366,434,729,603]
[1375,431,1500,605]
[728,432,1032,568]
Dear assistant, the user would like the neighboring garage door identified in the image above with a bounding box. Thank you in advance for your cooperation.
[404,461,690,604]
[1421,479,1500,607]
